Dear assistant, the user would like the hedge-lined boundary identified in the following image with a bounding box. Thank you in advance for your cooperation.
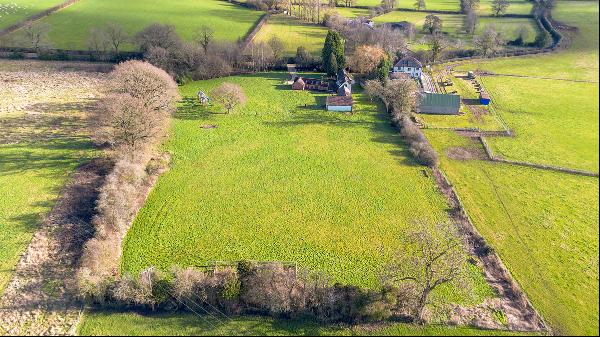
[0,0,79,37]
[478,136,599,177]
[431,167,548,332]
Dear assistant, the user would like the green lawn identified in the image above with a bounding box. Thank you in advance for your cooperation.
[120,73,493,304]
[253,14,328,56]
[426,131,599,335]
[333,7,371,18]
[78,311,540,336]
[452,1,599,171]
[420,2,600,334]
[0,0,64,30]
[1,0,263,50]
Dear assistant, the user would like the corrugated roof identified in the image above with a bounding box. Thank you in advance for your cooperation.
[421,93,460,108]
[326,95,353,106]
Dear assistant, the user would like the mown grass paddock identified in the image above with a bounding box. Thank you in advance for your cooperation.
[1,0,263,50]
[373,10,539,46]
[119,72,493,302]
[0,0,64,30]
[422,1,599,334]
[253,15,329,56]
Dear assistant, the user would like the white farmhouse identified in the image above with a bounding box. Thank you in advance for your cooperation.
[391,56,423,78]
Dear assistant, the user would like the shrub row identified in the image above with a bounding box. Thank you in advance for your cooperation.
[80,262,415,323]
[393,115,439,167]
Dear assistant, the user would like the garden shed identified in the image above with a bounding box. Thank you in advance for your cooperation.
[419,93,460,115]
[480,91,491,105]
[291,77,305,90]
[326,95,353,112]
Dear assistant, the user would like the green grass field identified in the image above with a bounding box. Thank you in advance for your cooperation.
[0,61,98,294]
[392,0,533,15]
[253,14,328,56]
[373,10,538,45]
[426,131,599,335]
[2,0,263,50]
[78,311,540,336]
[119,73,492,301]
[0,0,64,30]
[420,2,599,334]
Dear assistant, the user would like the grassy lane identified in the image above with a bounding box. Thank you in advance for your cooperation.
[78,311,540,336]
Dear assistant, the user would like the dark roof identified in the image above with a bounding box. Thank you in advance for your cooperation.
[394,56,422,69]
[326,95,353,106]
[420,93,460,108]
[336,68,354,84]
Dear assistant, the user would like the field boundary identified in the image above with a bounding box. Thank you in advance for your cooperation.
[432,167,548,333]
[0,159,112,335]
[478,136,599,177]
[0,0,80,38]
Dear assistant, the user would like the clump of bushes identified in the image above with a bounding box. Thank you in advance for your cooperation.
[81,262,404,324]
[396,115,439,167]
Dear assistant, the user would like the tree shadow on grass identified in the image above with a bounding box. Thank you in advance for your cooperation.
[175,97,227,120]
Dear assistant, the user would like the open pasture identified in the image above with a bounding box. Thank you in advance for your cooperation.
[426,131,599,335]
[374,10,538,44]
[1,0,263,50]
[422,2,600,334]
[119,73,492,303]
[0,0,64,30]
[0,60,103,295]
[253,14,328,56]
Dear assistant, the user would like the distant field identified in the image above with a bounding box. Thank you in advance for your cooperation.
[373,10,538,44]
[333,6,371,18]
[423,1,599,334]
[0,0,64,30]
[253,15,328,56]
[394,0,533,15]
[1,0,263,50]
[78,311,541,336]
[119,73,492,303]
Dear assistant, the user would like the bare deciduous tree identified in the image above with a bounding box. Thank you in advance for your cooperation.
[423,14,443,35]
[195,25,214,52]
[364,78,419,117]
[474,26,505,56]
[104,22,128,54]
[211,83,247,114]
[267,36,285,62]
[383,221,468,322]
[20,23,52,51]
[491,0,510,16]
[414,0,426,10]
[427,33,447,62]
[135,23,181,53]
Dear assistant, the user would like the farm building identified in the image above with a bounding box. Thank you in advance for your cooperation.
[419,92,460,115]
[391,56,422,78]
[291,77,329,91]
[326,95,353,112]
[480,91,491,105]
